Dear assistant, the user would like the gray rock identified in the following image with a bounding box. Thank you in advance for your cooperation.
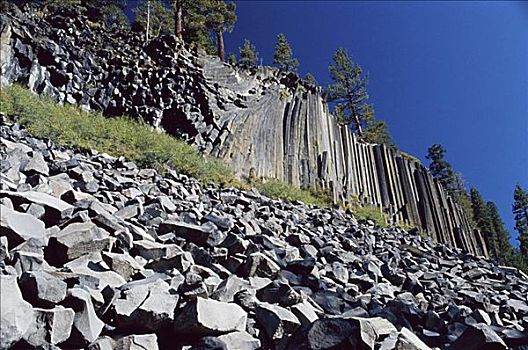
[174,297,247,335]
[239,252,280,279]
[291,300,320,326]
[46,221,115,266]
[21,151,49,176]
[217,331,261,350]
[19,270,68,307]
[115,279,178,331]
[64,287,105,345]
[304,317,354,350]
[0,204,46,249]
[159,220,226,247]
[0,274,35,349]
[0,190,74,223]
[116,334,159,350]
[395,327,432,350]
[255,302,300,344]
[451,323,507,350]
[24,306,75,346]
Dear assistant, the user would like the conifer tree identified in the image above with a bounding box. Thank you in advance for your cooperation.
[327,48,371,135]
[238,39,258,68]
[513,185,528,257]
[133,0,173,38]
[487,201,513,265]
[362,105,394,147]
[273,33,299,71]
[203,0,237,61]
[426,144,459,197]
[182,1,216,54]
[227,53,237,65]
[470,188,498,261]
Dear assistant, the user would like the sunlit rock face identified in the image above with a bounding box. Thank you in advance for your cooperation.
[0,5,487,256]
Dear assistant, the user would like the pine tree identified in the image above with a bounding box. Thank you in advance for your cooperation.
[361,105,394,147]
[327,48,371,135]
[513,185,528,257]
[426,144,459,197]
[182,0,216,54]
[238,39,258,68]
[487,201,513,265]
[227,53,237,65]
[304,73,317,86]
[203,0,237,61]
[470,188,498,261]
[273,33,299,71]
[133,0,173,38]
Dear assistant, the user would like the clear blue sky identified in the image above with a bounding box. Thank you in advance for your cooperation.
[222,1,527,246]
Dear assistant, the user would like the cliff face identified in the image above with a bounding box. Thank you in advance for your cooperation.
[0,7,488,256]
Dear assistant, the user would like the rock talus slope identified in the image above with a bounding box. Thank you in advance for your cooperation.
[0,6,487,256]
[1,120,528,349]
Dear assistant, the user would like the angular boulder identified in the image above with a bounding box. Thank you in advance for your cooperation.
[174,297,247,335]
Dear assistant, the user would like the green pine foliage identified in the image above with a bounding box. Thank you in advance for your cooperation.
[203,0,237,61]
[327,48,371,135]
[273,33,299,71]
[470,188,499,262]
[426,144,459,197]
[513,185,528,257]
[304,73,318,86]
[133,0,173,38]
[238,39,258,68]
[487,201,513,265]
[227,53,237,65]
[361,105,395,147]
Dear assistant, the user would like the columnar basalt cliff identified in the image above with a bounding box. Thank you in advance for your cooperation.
[0,7,487,256]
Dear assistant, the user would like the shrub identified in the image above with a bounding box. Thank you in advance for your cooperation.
[344,203,389,228]
[254,179,333,207]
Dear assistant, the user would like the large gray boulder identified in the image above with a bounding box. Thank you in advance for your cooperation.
[174,297,247,335]
[19,270,68,307]
[0,274,35,349]
[24,306,75,347]
[114,279,178,331]
[0,190,74,224]
[255,302,300,346]
[0,204,46,249]
[63,287,105,346]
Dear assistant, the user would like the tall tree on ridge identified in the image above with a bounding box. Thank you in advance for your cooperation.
[513,185,528,257]
[487,201,513,265]
[327,48,371,136]
[273,33,299,71]
[426,144,458,197]
[239,39,258,68]
[204,0,236,61]
[133,0,173,38]
[470,188,498,261]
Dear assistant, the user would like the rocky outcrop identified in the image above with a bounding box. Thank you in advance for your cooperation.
[2,119,528,349]
[0,5,486,256]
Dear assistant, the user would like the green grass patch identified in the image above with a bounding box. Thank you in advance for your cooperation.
[0,84,242,188]
[401,151,421,165]
[344,203,389,228]
[254,179,333,207]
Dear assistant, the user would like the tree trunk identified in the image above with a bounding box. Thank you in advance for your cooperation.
[216,30,225,61]
[175,0,183,39]
[146,0,150,41]
[351,106,363,136]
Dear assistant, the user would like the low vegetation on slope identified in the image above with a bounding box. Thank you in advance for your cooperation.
[0,85,340,210]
